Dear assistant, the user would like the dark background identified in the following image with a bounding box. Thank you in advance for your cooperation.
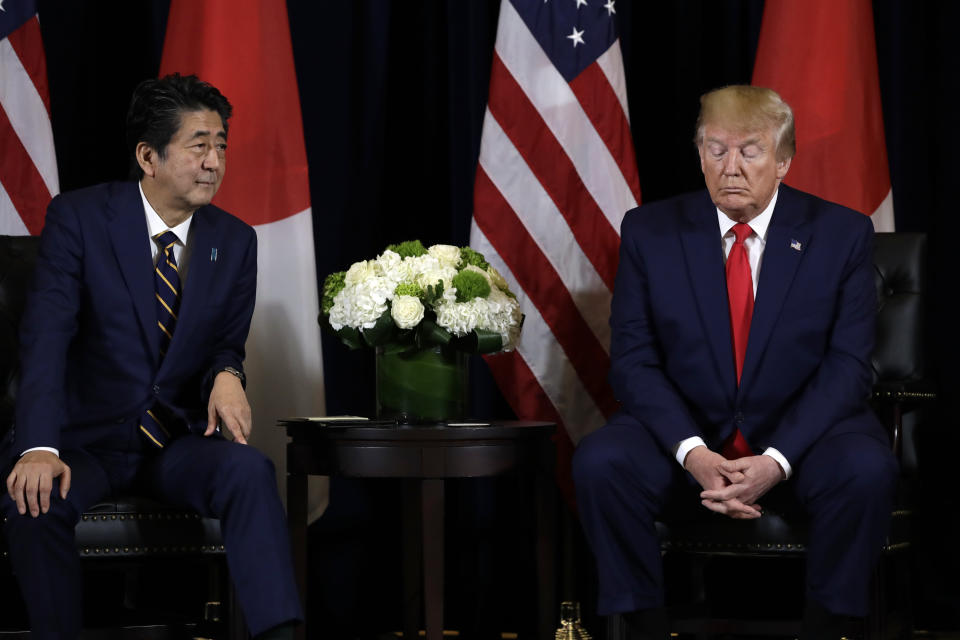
[30,0,960,636]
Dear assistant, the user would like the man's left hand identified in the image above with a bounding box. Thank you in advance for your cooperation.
[699,454,784,516]
[205,371,251,444]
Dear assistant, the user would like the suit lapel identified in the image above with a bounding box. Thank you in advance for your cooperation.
[106,182,159,365]
[163,206,218,365]
[739,187,811,391]
[679,192,738,395]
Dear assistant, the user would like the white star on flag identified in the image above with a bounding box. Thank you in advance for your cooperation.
[604,0,616,15]
[575,0,588,7]
[567,26,585,46]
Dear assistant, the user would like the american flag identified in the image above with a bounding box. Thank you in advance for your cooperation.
[0,0,58,235]
[470,0,640,493]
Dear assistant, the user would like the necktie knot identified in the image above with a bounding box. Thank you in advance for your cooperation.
[732,222,752,245]
[153,230,179,253]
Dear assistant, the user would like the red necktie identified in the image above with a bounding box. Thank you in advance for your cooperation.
[722,222,754,459]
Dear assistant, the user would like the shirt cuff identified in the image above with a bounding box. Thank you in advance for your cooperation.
[21,446,60,458]
[674,436,706,467]
[762,447,792,479]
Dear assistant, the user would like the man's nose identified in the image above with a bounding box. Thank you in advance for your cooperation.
[203,147,221,169]
[722,149,741,175]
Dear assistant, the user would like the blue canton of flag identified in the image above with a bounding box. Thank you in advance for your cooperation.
[510,0,619,82]
[0,0,37,40]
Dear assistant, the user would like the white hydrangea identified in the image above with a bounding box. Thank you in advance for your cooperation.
[428,244,462,269]
[434,287,521,351]
[328,275,393,330]
[435,298,487,337]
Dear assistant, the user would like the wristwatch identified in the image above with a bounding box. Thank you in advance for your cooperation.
[216,366,246,386]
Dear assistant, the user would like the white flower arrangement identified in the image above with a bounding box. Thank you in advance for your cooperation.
[321,240,523,354]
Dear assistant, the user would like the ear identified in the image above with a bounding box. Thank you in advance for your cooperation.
[697,144,708,176]
[776,156,792,180]
[136,142,159,178]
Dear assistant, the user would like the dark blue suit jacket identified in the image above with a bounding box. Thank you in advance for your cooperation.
[10,181,257,455]
[609,184,884,465]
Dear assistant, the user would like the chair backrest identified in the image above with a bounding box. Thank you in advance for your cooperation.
[0,235,41,440]
[872,232,927,389]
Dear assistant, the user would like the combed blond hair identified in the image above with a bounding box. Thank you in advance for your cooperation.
[694,85,796,161]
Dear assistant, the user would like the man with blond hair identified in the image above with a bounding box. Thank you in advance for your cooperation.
[573,85,896,640]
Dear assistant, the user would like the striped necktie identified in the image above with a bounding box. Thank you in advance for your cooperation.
[139,230,182,449]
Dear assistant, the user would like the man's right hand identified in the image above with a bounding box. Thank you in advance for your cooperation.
[5,450,71,517]
[683,445,761,520]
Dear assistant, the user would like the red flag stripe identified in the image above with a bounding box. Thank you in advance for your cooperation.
[0,105,50,235]
[474,168,619,417]
[569,61,641,206]
[6,17,52,117]
[488,53,620,289]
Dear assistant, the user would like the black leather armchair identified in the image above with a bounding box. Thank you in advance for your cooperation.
[605,232,931,640]
[0,235,242,638]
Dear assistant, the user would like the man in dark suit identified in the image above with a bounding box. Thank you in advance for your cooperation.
[573,85,897,640]
[1,74,301,639]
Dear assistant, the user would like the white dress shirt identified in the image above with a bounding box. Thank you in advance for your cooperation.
[21,183,195,458]
[672,188,793,479]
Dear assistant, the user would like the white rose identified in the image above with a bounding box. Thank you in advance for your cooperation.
[344,260,377,286]
[390,295,425,329]
[487,265,509,291]
[428,244,462,269]
[463,263,492,285]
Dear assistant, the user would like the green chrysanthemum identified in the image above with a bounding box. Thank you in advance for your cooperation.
[386,239,428,258]
[451,269,491,303]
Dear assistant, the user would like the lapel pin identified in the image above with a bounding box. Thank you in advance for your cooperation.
[211,248,218,262]
[790,239,802,252]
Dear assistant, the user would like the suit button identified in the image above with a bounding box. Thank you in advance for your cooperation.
[734,413,744,424]
[152,385,160,395]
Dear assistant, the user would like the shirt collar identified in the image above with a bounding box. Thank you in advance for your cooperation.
[139,181,193,245]
[716,186,779,241]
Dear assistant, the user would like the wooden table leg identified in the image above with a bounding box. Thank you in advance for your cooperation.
[422,478,445,640]
[536,470,557,640]
[403,479,423,640]
[287,469,308,640]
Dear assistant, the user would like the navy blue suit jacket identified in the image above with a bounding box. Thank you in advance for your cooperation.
[10,181,257,455]
[609,184,884,465]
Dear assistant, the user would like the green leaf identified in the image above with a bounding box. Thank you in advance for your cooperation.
[454,328,503,354]
[361,309,396,347]
[415,318,452,349]
[336,325,365,350]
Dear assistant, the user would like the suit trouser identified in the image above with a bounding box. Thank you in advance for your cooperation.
[572,412,898,618]
[1,433,303,639]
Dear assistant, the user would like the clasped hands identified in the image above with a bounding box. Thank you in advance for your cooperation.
[683,445,784,519]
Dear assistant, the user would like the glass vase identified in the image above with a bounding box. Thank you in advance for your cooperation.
[375,345,468,423]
